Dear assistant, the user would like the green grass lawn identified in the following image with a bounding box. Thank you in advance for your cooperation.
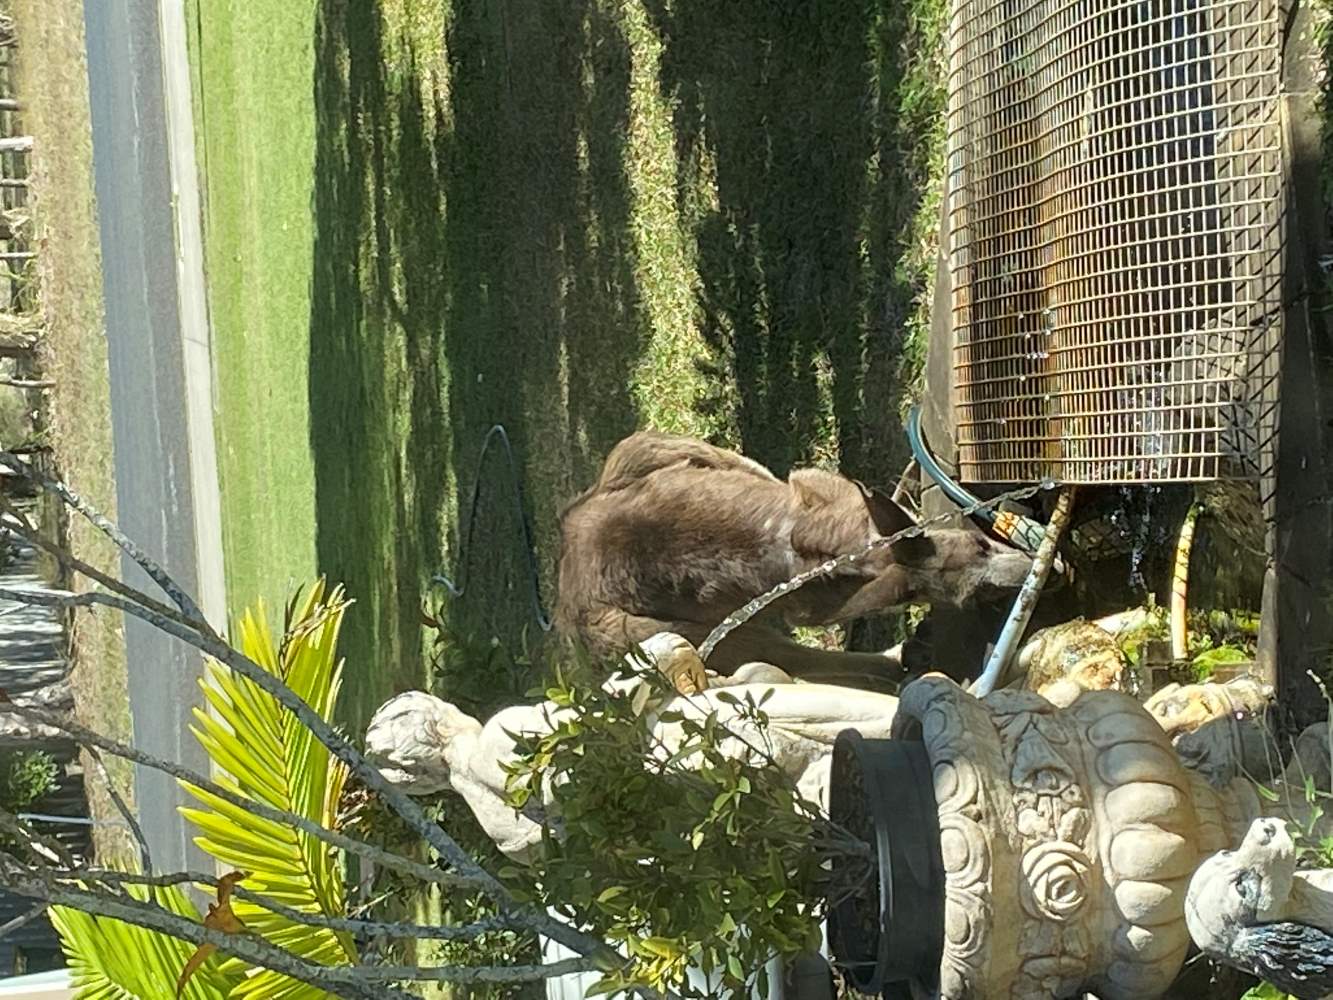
[188,0,947,730]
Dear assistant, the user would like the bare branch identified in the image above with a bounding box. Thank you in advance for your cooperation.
[0,902,46,940]
[352,958,597,984]
[0,699,483,893]
[9,866,597,991]
[0,450,213,634]
[0,808,77,870]
[0,493,201,637]
[0,466,646,982]
[0,867,410,1000]
[72,870,526,944]
[83,746,152,873]
[0,581,632,973]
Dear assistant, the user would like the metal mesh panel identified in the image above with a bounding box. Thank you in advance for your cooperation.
[946,0,1284,483]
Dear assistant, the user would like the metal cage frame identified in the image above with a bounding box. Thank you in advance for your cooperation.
[946,0,1285,484]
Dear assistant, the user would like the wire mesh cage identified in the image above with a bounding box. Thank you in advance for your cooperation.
[946,0,1285,484]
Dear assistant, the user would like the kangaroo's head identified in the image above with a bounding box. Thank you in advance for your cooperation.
[884,522,1037,608]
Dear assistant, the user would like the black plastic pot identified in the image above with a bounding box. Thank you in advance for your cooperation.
[827,729,944,999]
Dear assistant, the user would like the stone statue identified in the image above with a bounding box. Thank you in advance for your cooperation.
[1144,675,1274,741]
[892,674,1270,999]
[365,633,900,862]
[888,672,1333,1000]
[365,626,1333,999]
[1142,676,1277,787]
[1187,817,1333,999]
[1002,617,1128,697]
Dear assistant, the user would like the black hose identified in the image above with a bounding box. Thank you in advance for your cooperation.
[906,405,997,527]
[431,424,553,632]
[906,405,1064,571]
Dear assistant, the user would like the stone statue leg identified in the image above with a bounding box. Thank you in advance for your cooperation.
[702,623,904,692]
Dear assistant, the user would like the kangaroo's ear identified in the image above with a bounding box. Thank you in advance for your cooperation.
[860,485,917,538]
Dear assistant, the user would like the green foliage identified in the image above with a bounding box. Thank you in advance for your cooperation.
[423,594,537,722]
[181,580,357,999]
[1242,983,1293,1000]
[0,749,59,812]
[338,781,543,1000]
[51,581,357,1000]
[1111,602,1258,686]
[1114,603,1169,668]
[1187,610,1258,678]
[1191,644,1252,679]
[52,883,243,1000]
[1281,775,1333,869]
[345,599,545,1000]
[503,652,849,997]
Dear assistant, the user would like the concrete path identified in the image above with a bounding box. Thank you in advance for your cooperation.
[81,0,226,875]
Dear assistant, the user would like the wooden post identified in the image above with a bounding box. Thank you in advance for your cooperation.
[1256,0,1333,728]
[0,136,31,154]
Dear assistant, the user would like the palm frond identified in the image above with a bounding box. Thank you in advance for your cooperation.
[180,579,357,1000]
[50,884,240,1000]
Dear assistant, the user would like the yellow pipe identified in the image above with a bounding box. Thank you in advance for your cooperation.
[1170,504,1200,662]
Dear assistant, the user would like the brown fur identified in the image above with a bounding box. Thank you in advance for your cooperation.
[555,432,1035,687]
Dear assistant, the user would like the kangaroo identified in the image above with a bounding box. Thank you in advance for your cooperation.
[555,431,1034,688]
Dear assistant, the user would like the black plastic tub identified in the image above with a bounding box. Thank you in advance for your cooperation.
[827,729,944,999]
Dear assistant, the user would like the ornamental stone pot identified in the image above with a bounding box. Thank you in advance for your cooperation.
[829,676,1262,1000]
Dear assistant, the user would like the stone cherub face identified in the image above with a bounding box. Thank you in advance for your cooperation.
[1185,817,1296,955]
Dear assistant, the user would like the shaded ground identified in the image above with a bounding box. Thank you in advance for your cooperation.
[191,0,946,731]
[11,0,137,867]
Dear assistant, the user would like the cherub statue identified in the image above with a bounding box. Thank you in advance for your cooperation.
[364,632,899,861]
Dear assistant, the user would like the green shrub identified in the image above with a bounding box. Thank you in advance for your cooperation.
[503,651,870,997]
[0,749,59,812]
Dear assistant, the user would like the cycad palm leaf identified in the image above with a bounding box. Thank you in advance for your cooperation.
[180,579,357,1000]
[50,884,240,999]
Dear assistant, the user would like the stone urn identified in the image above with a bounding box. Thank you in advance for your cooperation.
[828,676,1261,999]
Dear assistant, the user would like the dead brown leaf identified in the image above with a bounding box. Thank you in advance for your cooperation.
[175,870,249,998]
